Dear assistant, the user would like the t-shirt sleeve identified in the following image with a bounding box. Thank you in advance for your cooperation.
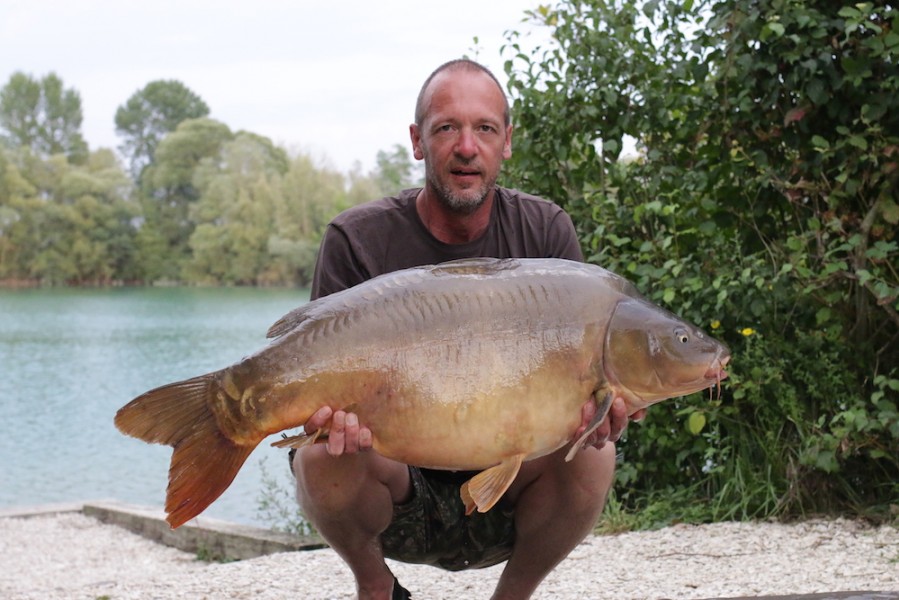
[547,206,585,262]
[309,223,370,300]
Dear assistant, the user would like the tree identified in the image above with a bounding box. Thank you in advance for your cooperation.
[372,144,421,194]
[136,118,233,281]
[114,80,210,180]
[502,0,897,521]
[0,72,88,163]
[186,132,289,285]
[0,146,136,284]
[269,153,349,285]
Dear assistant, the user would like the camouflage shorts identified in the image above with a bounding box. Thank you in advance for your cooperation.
[379,467,516,571]
[288,450,515,571]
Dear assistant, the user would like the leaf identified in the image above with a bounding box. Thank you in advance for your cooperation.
[698,220,717,235]
[602,138,620,154]
[806,79,828,105]
[811,135,830,149]
[886,31,899,50]
[847,135,868,150]
[814,450,838,473]
[687,412,706,435]
[761,22,785,42]
[881,199,899,225]
[841,56,872,79]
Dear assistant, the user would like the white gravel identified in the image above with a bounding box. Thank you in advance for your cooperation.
[0,513,896,599]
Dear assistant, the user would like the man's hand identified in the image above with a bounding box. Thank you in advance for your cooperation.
[304,406,373,457]
[574,396,647,451]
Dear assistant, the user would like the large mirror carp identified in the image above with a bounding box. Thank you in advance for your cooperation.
[115,258,730,528]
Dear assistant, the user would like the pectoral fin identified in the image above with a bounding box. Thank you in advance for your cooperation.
[460,454,525,515]
[271,428,326,449]
[271,404,360,449]
[564,391,613,462]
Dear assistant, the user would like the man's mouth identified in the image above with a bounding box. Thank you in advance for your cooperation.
[450,167,481,178]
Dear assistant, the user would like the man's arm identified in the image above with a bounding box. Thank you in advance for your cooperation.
[310,224,370,300]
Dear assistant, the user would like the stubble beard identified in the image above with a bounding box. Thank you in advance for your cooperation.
[425,163,497,216]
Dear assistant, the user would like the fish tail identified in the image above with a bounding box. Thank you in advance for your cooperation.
[114,373,256,529]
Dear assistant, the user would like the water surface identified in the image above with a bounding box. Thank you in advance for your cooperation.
[0,287,309,527]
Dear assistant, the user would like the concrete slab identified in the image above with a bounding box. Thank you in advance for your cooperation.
[0,501,87,518]
[82,500,325,560]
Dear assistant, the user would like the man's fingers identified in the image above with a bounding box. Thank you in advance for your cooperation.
[592,417,612,448]
[306,405,333,432]
[576,398,611,450]
[576,401,596,439]
[574,396,648,452]
[314,409,371,456]
[328,410,346,456]
[359,426,372,449]
[343,412,360,454]
[607,396,629,443]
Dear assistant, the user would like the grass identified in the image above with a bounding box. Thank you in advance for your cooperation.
[255,457,317,537]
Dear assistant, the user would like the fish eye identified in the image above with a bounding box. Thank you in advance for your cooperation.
[675,329,690,344]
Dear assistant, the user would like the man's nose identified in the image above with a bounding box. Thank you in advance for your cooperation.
[454,128,478,158]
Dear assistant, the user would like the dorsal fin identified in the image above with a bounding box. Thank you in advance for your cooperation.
[429,257,519,276]
[266,303,316,339]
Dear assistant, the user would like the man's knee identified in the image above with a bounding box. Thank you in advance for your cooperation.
[512,443,616,512]
[560,443,617,511]
[292,445,411,510]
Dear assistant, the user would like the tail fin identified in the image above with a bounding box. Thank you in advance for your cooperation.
[114,374,257,529]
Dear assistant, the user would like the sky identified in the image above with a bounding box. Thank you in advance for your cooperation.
[1,0,553,173]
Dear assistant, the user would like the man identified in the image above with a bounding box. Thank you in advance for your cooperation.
[292,58,644,600]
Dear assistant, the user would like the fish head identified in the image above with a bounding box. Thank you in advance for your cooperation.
[604,298,730,413]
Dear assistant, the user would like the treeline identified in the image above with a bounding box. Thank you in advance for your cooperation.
[502,1,898,523]
[0,76,420,286]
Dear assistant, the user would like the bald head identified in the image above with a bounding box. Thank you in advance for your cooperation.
[414,59,511,128]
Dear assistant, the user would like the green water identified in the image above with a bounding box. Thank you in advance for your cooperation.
[0,287,309,526]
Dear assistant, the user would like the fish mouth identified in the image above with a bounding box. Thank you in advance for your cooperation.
[704,354,730,401]
[705,354,730,381]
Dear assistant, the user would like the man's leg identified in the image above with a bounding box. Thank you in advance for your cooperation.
[293,445,412,600]
[490,443,617,600]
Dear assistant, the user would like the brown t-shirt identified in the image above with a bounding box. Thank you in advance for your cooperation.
[310,186,583,300]
[308,186,583,485]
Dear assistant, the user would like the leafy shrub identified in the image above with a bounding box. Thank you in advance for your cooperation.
[502,0,898,523]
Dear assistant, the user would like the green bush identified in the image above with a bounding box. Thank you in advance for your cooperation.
[502,0,898,524]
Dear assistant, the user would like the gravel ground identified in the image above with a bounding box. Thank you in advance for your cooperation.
[0,513,896,600]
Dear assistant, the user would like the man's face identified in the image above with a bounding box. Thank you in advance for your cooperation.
[410,70,512,214]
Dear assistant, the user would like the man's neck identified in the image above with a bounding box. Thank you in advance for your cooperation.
[416,188,495,244]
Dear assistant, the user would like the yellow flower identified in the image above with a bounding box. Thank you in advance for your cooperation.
[741,327,755,337]
[710,320,721,330]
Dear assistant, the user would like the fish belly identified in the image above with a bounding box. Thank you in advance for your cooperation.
[252,321,604,471]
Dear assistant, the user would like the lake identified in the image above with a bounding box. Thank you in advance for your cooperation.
[0,286,310,528]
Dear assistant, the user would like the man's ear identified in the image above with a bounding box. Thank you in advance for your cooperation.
[410,124,425,160]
